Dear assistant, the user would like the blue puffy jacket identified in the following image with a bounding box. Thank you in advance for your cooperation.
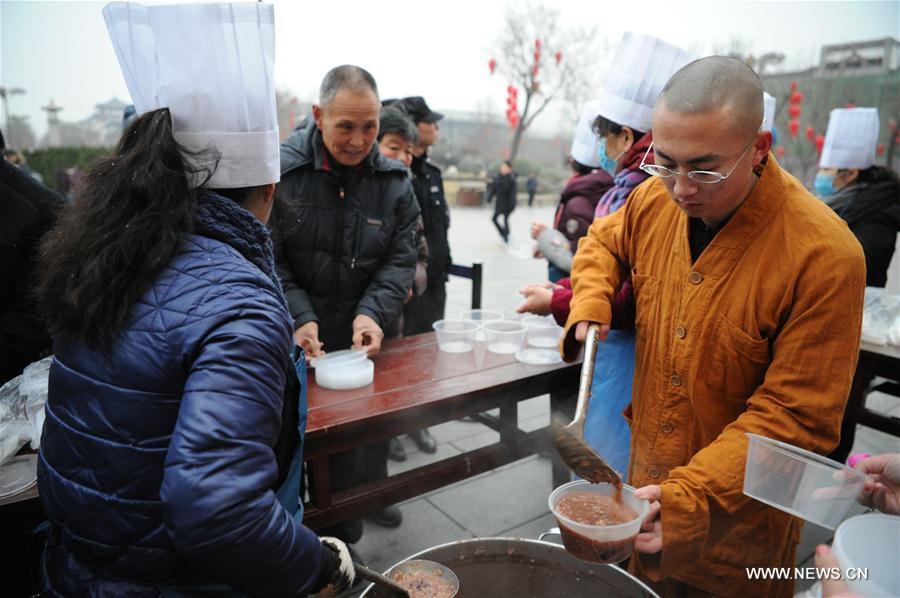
[37,193,324,596]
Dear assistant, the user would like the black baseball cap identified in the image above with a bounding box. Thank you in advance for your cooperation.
[398,96,443,124]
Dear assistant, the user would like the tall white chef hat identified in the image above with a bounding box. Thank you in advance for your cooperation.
[102,2,279,188]
[597,32,693,133]
[763,92,776,132]
[570,100,604,168]
[820,107,880,170]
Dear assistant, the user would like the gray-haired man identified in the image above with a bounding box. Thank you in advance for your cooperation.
[276,64,420,540]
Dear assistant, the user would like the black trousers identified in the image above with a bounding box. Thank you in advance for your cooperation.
[492,210,510,242]
[403,283,447,336]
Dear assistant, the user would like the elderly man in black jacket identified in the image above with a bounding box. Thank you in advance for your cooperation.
[276,65,420,541]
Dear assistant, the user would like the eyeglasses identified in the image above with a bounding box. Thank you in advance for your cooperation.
[639,136,757,184]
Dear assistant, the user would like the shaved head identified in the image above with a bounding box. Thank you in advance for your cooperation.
[657,56,763,137]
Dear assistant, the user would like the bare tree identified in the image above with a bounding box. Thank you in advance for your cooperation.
[492,2,602,163]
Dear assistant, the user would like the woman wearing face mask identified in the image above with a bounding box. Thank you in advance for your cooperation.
[815,107,900,288]
[518,33,691,479]
[529,101,614,283]
[815,107,900,465]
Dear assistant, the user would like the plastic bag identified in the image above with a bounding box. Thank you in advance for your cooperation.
[861,287,900,347]
[0,356,52,465]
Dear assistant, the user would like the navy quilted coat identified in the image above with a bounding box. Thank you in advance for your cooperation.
[37,192,323,596]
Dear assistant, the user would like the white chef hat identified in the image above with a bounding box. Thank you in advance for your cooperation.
[763,92,776,132]
[102,2,279,188]
[570,100,604,168]
[597,32,693,134]
[820,107,880,170]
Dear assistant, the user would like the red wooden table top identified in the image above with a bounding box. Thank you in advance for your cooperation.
[306,333,577,434]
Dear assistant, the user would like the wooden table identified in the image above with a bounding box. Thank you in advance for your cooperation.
[302,333,580,529]
[833,341,900,461]
[0,334,579,529]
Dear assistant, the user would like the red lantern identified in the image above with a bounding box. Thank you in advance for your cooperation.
[506,85,518,125]
[889,120,897,133]
[806,125,815,142]
[845,102,856,108]
[509,112,520,130]
[788,119,800,138]
[535,39,542,51]
[788,105,801,119]
[790,91,803,104]
[555,51,562,65]
[877,143,885,156]
[776,146,785,158]
[532,63,539,78]
[790,81,798,92]
[815,134,825,154]
[488,58,497,75]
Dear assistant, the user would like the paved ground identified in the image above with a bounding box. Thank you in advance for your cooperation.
[346,202,899,594]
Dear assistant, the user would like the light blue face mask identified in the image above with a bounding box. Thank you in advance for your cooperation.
[597,137,624,177]
[814,173,836,198]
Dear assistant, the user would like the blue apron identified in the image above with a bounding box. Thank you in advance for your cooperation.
[582,329,635,482]
[161,348,309,596]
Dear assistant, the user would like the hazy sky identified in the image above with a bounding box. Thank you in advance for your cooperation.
[1,0,898,140]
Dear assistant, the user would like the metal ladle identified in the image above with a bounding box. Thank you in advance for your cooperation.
[550,323,622,486]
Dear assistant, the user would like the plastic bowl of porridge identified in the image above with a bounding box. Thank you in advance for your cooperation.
[548,480,649,564]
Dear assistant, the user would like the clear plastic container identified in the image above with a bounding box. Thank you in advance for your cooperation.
[458,309,503,341]
[482,320,527,354]
[743,433,868,529]
[309,348,368,368]
[548,480,648,564]
[522,314,563,348]
[832,513,900,597]
[433,319,480,353]
[458,309,503,324]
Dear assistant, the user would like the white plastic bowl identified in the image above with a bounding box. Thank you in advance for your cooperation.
[742,433,867,529]
[314,356,374,390]
[522,314,563,348]
[481,320,527,354]
[832,513,900,597]
[433,319,480,353]
[548,480,648,564]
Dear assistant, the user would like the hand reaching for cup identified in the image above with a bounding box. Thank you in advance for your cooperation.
[516,282,561,316]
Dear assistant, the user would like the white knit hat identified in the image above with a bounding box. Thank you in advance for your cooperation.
[596,32,692,133]
[820,107,880,169]
[763,92,776,132]
[103,2,279,188]
[570,100,604,168]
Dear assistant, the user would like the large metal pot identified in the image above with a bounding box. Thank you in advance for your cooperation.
[360,537,659,597]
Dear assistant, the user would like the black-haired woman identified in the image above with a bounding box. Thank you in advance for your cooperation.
[36,107,354,596]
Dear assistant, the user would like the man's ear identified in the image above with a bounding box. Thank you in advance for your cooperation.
[754,131,773,164]
[312,104,323,130]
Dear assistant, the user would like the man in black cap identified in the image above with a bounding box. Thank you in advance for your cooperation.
[396,96,451,454]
